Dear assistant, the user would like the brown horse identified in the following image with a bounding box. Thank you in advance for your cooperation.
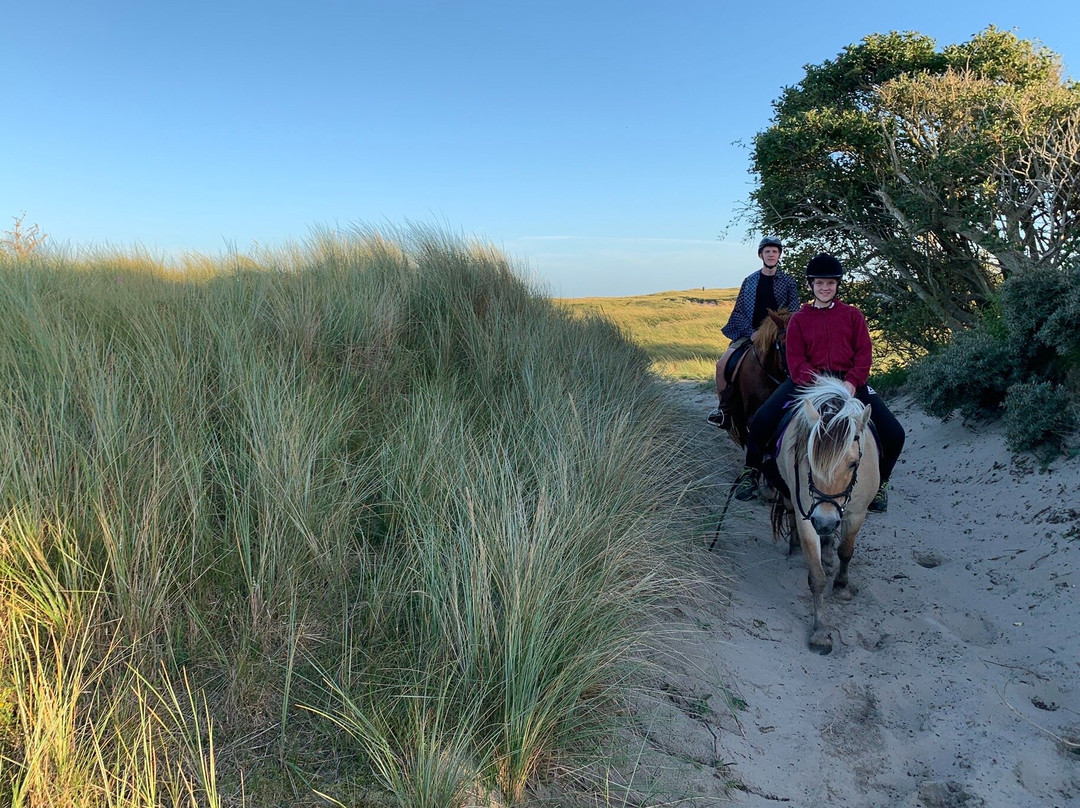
[770,376,879,654]
[707,308,795,552]
[725,308,792,448]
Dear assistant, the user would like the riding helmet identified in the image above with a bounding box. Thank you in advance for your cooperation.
[805,253,843,279]
[757,236,783,255]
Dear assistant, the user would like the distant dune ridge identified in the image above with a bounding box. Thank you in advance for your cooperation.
[559,287,738,380]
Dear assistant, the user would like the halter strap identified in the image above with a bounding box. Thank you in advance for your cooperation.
[794,435,863,523]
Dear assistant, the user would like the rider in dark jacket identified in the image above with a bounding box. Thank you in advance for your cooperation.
[735,253,905,512]
[708,236,800,428]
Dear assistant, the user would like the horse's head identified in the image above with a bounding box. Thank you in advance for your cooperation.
[795,379,872,538]
[753,308,794,376]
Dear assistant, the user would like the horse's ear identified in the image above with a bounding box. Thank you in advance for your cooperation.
[856,403,872,430]
[768,310,784,327]
[803,399,820,425]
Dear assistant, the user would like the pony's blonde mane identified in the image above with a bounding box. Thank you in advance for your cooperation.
[787,376,867,480]
[752,309,791,357]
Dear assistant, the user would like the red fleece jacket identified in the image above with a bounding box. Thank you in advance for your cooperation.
[786,300,873,388]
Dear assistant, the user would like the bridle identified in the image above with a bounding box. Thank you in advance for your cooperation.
[794,434,863,523]
[751,327,788,387]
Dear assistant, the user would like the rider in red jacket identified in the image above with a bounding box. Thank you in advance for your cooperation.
[785,298,872,389]
[735,253,905,512]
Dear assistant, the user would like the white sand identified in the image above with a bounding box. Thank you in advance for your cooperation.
[641,383,1080,808]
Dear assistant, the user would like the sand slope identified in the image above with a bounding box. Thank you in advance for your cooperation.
[650,383,1080,808]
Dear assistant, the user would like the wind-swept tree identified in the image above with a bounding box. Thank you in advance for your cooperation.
[751,27,1080,353]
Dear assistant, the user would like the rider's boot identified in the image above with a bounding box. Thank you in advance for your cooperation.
[733,467,760,501]
[868,481,889,513]
[707,388,733,428]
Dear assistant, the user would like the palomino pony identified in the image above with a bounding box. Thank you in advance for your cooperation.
[770,376,879,654]
[726,309,792,448]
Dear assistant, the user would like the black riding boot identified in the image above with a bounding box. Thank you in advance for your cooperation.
[707,386,733,428]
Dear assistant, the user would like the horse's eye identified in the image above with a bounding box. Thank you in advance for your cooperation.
[849,461,858,470]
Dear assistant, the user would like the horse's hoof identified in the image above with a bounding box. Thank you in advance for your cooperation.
[809,630,833,654]
[833,586,855,601]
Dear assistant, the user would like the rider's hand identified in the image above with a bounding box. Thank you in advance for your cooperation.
[843,381,856,396]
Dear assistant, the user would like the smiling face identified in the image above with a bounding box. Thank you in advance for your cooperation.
[810,277,838,307]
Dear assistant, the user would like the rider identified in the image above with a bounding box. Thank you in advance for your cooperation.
[708,236,800,428]
[735,253,905,512]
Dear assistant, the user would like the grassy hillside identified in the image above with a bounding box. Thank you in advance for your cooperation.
[558,288,737,381]
[0,232,706,807]
[558,287,907,387]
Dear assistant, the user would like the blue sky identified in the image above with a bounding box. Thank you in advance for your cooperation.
[4,1,1078,296]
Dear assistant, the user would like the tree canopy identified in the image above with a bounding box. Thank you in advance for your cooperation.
[751,27,1080,353]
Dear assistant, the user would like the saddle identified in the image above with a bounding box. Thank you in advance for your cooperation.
[723,339,752,384]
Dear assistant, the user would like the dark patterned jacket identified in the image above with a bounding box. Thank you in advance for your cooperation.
[721,269,800,341]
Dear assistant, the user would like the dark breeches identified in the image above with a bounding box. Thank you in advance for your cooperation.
[859,386,905,483]
[746,379,905,484]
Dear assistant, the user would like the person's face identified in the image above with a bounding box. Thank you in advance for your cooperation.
[810,277,838,305]
[760,246,781,267]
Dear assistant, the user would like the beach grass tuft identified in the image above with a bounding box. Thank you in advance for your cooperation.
[0,228,705,806]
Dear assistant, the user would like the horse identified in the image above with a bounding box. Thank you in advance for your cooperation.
[706,308,795,551]
[725,309,792,449]
[770,376,879,654]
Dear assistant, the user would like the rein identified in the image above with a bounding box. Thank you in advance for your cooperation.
[794,435,863,522]
[751,332,788,387]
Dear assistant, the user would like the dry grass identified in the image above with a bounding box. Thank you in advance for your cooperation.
[557,288,737,381]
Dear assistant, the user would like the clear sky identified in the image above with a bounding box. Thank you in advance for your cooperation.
[4,0,1078,297]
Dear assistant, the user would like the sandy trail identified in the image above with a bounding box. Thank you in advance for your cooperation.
[643,382,1080,808]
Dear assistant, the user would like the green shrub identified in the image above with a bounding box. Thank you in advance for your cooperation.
[1004,380,1078,457]
[999,265,1080,374]
[908,329,1015,419]
[1037,269,1080,364]
[999,266,1069,351]
[910,260,1080,456]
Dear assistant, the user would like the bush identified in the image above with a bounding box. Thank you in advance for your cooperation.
[999,266,1069,350]
[1004,381,1078,457]
[908,329,1015,419]
[999,265,1080,372]
[909,260,1080,456]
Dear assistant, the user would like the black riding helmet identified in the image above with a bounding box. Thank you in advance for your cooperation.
[805,253,843,279]
[757,236,783,255]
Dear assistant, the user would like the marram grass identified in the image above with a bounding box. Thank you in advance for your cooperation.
[0,229,706,807]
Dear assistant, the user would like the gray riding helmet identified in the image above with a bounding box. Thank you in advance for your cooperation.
[758,236,784,255]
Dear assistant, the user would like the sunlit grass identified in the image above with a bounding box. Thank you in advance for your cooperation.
[559,287,906,384]
[558,288,737,381]
[0,229,707,807]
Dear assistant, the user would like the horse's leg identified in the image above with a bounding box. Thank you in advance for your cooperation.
[786,507,798,556]
[798,523,832,653]
[832,514,866,601]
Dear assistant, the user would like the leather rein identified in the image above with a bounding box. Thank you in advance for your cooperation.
[750,329,788,387]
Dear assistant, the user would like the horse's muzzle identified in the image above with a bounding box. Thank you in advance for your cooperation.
[810,508,841,540]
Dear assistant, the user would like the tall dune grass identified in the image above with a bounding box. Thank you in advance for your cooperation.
[0,229,704,806]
